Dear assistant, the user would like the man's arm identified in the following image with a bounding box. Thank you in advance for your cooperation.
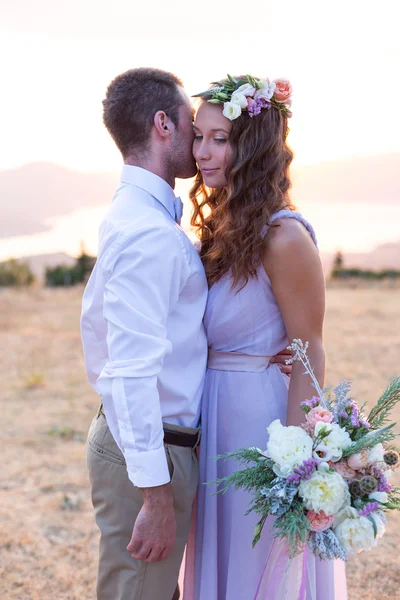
[98,223,188,562]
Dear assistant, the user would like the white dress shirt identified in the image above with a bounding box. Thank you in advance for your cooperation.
[81,165,208,488]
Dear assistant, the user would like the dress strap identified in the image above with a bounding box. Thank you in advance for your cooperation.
[261,209,318,249]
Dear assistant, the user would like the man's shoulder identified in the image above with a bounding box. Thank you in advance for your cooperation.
[97,211,186,275]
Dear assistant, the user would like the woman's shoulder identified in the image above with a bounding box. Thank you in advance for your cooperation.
[265,209,318,250]
[262,210,322,281]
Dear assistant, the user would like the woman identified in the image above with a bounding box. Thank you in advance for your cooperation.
[183,76,347,599]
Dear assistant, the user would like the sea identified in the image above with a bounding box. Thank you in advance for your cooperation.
[0,200,399,262]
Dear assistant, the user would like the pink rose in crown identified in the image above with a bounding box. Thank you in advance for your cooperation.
[307,510,335,532]
[304,406,334,433]
[273,78,292,105]
[329,459,357,480]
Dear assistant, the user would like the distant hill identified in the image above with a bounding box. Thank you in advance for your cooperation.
[321,240,400,273]
[0,163,118,239]
[291,153,400,206]
[0,154,399,239]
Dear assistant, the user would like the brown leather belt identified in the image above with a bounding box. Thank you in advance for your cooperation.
[163,427,200,449]
[98,404,200,450]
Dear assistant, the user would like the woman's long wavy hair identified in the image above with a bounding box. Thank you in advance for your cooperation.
[191,81,295,289]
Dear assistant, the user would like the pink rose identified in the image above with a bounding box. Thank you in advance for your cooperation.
[305,406,334,433]
[347,450,369,470]
[307,510,335,532]
[273,78,292,105]
[329,460,357,480]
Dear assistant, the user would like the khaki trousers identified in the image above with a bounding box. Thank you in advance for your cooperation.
[87,411,199,600]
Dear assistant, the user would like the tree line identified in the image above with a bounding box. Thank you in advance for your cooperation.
[0,248,95,287]
[330,251,400,281]
[1,249,399,287]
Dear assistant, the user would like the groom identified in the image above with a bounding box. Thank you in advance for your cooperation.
[81,67,291,600]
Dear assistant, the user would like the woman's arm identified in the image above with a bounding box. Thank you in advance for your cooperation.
[263,218,326,426]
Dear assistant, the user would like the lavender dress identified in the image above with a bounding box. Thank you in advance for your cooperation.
[183,211,347,600]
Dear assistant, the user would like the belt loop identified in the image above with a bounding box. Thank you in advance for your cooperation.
[193,428,201,450]
[96,401,103,419]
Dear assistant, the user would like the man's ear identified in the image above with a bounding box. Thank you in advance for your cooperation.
[154,110,174,138]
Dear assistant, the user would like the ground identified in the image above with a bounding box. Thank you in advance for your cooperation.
[0,285,399,600]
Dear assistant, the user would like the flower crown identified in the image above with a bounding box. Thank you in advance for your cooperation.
[193,74,292,121]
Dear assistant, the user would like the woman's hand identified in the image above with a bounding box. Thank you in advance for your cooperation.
[269,348,293,375]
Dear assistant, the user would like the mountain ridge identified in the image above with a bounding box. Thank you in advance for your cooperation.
[0,154,399,239]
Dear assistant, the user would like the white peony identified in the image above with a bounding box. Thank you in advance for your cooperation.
[265,419,313,477]
[299,463,349,515]
[235,83,256,97]
[255,79,276,101]
[370,511,386,539]
[368,443,385,464]
[230,92,248,109]
[333,507,376,555]
[222,101,242,121]
[369,491,388,504]
[313,421,352,462]
[333,505,358,528]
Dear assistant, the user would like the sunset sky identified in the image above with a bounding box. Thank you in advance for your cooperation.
[2,0,400,173]
[1,0,399,260]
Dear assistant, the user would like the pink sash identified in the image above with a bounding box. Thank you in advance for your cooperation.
[254,537,316,600]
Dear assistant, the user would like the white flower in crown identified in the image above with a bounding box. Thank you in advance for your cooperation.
[235,83,256,97]
[255,79,276,101]
[222,101,242,121]
[230,91,248,109]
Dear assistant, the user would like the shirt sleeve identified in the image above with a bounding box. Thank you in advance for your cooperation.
[97,224,188,488]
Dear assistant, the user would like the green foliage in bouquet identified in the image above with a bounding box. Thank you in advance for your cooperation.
[215,448,276,497]
[368,377,400,429]
[273,499,309,552]
[212,339,400,561]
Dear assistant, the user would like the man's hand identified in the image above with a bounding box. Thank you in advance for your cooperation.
[127,483,176,563]
[270,347,292,376]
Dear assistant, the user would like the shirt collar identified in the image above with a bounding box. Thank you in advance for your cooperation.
[120,165,177,221]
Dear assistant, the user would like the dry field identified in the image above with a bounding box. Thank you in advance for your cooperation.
[0,285,399,600]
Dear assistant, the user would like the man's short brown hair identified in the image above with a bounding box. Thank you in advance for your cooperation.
[102,67,185,157]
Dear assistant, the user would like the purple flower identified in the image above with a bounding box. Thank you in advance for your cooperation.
[378,475,392,493]
[301,397,321,409]
[350,403,360,427]
[359,502,379,517]
[359,419,371,429]
[248,97,271,118]
[287,458,318,485]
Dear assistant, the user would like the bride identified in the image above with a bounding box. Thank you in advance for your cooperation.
[183,75,347,599]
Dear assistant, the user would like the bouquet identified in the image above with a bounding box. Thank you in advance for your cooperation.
[216,340,400,598]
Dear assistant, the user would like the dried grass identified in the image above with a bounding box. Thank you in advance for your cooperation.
[0,285,399,599]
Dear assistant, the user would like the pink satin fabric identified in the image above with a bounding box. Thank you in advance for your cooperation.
[254,537,316,600]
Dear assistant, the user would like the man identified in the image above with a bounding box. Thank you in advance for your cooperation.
[81,67,290,600]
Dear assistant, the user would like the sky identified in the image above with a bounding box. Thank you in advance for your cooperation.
[1,0,400,173]
[0,0,399,260]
